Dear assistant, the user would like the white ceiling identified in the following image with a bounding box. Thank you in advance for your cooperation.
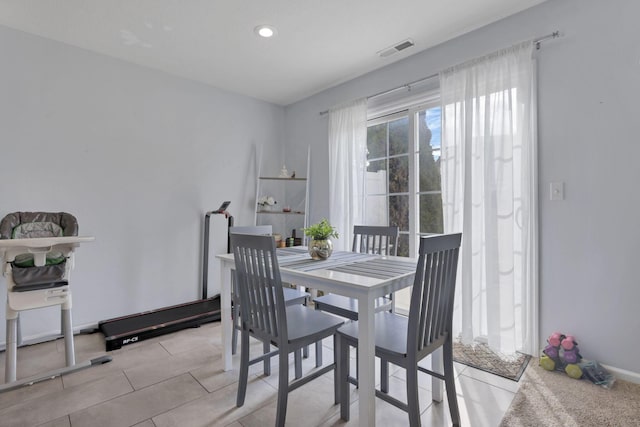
[0,0,548,106]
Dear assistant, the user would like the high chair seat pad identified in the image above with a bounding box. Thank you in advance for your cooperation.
[11,222,64,239]
[0,212,78,239]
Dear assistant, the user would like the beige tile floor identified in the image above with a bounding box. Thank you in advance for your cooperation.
[0,320,520,427]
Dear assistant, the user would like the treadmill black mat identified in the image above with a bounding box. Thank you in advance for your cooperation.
[99,297,221,337]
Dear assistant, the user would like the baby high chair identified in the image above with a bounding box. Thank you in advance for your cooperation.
[0,212,108,392]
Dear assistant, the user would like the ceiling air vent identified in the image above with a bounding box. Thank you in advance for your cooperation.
[377,38,415,58]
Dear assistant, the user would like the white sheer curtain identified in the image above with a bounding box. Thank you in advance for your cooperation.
[328,99,367,251]
[439,41,538,355]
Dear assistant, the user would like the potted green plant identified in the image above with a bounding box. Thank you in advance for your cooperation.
[303,219,339,260]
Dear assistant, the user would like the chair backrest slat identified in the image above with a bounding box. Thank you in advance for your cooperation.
[231,234,287,345]
[430,251,444,344]
[408,233,462,356]
[352,225,399,256]
[229,226,273,307]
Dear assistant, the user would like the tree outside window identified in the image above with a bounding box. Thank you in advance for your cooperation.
[364,106,443,258]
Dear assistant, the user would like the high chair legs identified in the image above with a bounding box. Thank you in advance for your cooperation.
[62,308,76,367]
[5,316,18,383]
[4,307,76,384]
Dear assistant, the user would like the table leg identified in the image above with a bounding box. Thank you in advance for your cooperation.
[220,261,233,371]
[357,293,375,426]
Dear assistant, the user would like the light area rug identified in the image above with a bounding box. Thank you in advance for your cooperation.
[500,358,640,426]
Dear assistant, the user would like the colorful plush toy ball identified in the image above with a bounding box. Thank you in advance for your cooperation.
[563,348,581,364]
[561,335,577,350]
[544,344,559,359]
[548,332,564,347]
[540,354,556,371]
[565,363,583,379]
[540,331,582,379]
[542,332,616,387]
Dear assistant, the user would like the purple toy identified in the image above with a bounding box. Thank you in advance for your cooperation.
[544,343,559,359]
[560,336,581,364]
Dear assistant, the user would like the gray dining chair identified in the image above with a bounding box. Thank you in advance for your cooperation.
[231,233,344,426]
[337,233,462,427]
[229,226,309,350]
[313,225,398,368]
[313,225,399,319]
[229,226,311,377]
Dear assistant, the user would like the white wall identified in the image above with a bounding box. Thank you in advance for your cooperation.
[0,25,284,342]
[284,0,640,375]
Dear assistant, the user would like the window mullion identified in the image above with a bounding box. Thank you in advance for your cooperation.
[385,122,390,211]
[408,110,418,258]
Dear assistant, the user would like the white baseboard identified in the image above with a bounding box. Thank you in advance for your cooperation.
[602,363,640,385]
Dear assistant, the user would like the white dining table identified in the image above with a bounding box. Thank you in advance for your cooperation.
[217,247,443,426]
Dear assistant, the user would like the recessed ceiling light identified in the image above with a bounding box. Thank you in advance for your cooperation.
[254,25,276,38]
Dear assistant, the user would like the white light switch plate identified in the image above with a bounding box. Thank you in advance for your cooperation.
[550,182,564,201]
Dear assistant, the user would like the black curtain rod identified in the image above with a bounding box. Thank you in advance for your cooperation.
[319,30,561,116]
[535,30,561,50]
